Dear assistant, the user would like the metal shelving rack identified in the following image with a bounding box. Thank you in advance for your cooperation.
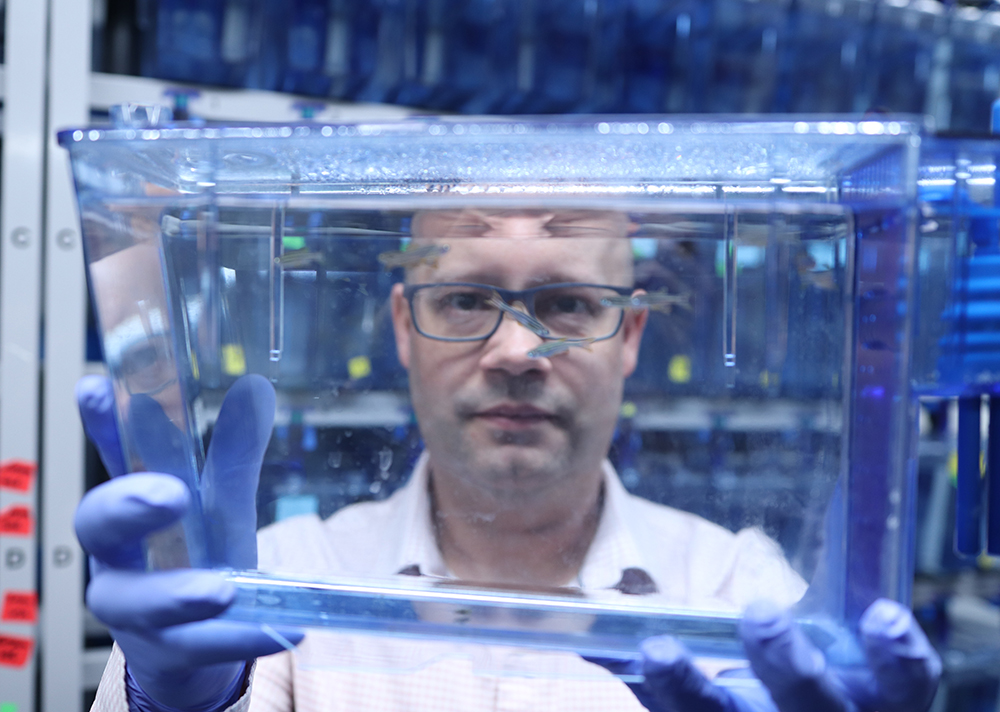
[0,2,93,709]
[1,1,52,710]
[40,2,92,710]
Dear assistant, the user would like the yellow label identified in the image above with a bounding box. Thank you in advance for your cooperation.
[348,355,372,380]
[668,354,691,383]
[222,344,247,376]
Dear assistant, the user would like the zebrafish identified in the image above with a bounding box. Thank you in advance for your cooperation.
[526,337,596,359]
[377,243,450,270]
[275,249,324,268]
[486,293,551,337]
[600,291,691,312]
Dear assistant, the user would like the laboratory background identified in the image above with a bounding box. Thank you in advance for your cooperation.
[1,0,1000,711]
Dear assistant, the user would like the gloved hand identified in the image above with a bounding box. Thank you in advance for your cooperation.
[74,374,304,712]
[599,598,940,712]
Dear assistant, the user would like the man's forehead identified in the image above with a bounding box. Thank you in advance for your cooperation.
[407,210,632,287]
[411,208,629,237]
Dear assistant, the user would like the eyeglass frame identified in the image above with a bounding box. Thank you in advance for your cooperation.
[402,281,635,343]
[112,332,180,397]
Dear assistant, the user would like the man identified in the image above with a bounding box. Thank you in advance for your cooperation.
[76,208,939,712]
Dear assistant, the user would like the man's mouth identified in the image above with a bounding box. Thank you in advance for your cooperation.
[474,404,554,428]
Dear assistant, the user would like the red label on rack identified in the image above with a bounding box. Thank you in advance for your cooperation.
[0,461,35,493]
[1,592,37,624]
[0,635,32,668]
[0,506,32,536]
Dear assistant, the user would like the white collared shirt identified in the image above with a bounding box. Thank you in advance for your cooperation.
[92,454,806,712]
[259,452,805,609]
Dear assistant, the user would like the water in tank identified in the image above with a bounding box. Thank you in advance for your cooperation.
[61,115,932,679]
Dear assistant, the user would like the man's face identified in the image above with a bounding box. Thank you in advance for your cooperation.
[390,209,647,504]
[90,241,186,429]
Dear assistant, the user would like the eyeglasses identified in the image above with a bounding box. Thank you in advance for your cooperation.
[113,333,179,396]
[403,282,634,343]
[103,303,180,396]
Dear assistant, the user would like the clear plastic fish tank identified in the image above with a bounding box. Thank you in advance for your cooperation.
[60,114,986,680]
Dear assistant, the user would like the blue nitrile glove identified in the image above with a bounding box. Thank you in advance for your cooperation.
[74,374,305,712]
[591,598,940,712]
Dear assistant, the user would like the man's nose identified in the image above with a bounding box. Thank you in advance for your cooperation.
[479,311,551,376]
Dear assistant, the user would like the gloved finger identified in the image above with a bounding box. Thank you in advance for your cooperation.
[740,601,855,712]
[200,374,275,570]
[640,635,739,712]
[88,568,235,630]
[859,598,941,712]
[129,393,199,488]
[75,473,189,569]
[77,374,127,478]
[117,619,305,672]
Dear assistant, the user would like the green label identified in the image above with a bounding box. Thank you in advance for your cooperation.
[282,236,306,251]
[2,702,19,712]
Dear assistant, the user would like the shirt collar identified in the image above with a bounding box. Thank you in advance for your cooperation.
[576,460,651,591]
[392,451,451,578]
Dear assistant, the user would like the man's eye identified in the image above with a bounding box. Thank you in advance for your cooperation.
[546,224,597,238]
[449,223,489,237]
[443,292,487,311]
[547,295,590,314]
[119,339,169,374]
[547,224,613,238]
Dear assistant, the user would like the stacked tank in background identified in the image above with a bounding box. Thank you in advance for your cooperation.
[90,0,1000,132]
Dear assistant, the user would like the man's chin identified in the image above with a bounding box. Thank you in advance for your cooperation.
[471,448,569,489]
[451,421,572,482]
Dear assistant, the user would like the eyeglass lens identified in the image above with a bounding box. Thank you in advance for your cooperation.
[411,284,624,340]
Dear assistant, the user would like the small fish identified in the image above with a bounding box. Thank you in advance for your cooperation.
[486,293,550,337]
[527,337,596,359]
[600,291,691,312]
[275,249,324,268]
[377,243,450,270]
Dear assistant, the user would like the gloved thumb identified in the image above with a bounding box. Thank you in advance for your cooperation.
[740,601,854,712]
[859,598,940,712]
[640,636,741,712]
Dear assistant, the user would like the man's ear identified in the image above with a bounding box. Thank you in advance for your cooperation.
[620,292,648,378]
[390,283,412,370]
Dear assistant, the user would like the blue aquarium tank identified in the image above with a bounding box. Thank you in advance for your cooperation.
[59,114,998,680]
